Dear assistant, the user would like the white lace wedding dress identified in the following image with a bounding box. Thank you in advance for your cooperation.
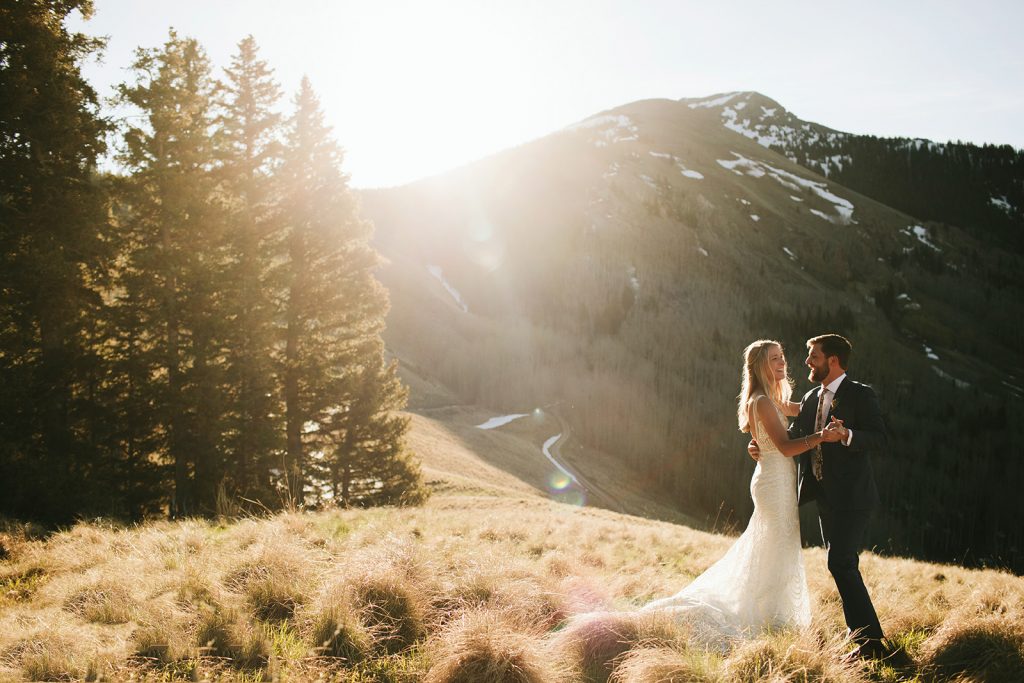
[642,403,811,649]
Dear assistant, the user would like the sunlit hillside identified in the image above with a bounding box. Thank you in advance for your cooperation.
[3,436,1023,682]
[360,93,1024,572]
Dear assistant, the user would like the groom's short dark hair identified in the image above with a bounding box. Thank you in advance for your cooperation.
[808,334,852,369]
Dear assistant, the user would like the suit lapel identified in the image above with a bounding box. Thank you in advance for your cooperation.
[828,376,851,423]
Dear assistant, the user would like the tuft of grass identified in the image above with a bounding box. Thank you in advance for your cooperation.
[4,632,85,682]
[424,610,563,683]
[132,610,193,666]
[439,565,566,630]
[195,604,272,671]
[63,580,137,624]
[555,610,686,683]
[609,646,720,683]
[921,613,1024,681]
[0,565,46,605]
[225,558,309,623]
[353,572,427,655]
[175,571,223,613]
[721,628,860,683]
[303,593,372,662]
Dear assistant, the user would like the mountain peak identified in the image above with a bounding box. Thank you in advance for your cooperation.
[680,90,777,109]
[679,91,850,173]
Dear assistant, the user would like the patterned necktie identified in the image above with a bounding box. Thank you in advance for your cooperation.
[812,388,827,480]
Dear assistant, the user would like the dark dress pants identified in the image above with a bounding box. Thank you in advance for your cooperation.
[818,503,884,644]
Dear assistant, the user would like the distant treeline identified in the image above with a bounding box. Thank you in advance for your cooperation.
[0,3,424,522]
[786,135,1024,249]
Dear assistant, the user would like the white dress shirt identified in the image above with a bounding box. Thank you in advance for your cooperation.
[819,373,853,446]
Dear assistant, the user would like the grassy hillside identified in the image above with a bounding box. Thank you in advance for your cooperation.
[3,413,1024,682]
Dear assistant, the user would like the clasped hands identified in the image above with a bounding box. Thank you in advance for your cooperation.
[748,417,847,461]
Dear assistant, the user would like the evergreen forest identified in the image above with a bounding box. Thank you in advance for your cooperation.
[0,2,425,523]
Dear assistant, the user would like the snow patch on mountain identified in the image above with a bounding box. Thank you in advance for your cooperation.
[750,214,760,222]
[476,413,530,429]
[990,195,1013,213]
[649,150,705,179]
[685,92,859,177]
[688,92,740,109]
[570,113,640,145]
[932,366,970,389]
[903,225,939,251]
[897,293,921,311]
[716,154,765,178]
[716,152,855,224]
[427,265,469,312]
[783,247,797,260]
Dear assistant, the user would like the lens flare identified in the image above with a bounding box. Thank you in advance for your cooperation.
[554,488,586,507]
[548,471,572,491]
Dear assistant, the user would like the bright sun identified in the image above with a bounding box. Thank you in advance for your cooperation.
[306,1,548,188]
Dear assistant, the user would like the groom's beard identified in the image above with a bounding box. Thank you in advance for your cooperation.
[808,363,828,383]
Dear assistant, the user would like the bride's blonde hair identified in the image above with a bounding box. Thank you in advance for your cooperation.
[737,339,793,433]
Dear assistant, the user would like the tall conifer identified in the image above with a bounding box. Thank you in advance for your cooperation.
[217,36,283,505]
[277,78,423,506]
[114,31,227,516]
[0,0,118,520]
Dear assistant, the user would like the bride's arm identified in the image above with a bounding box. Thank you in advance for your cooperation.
[754,396,838,457]
[781,400,801,417]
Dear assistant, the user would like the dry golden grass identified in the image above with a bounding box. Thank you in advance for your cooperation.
[424,609,565,682]
[0,493,1022,681]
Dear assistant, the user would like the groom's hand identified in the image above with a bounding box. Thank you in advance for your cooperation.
[748,439,761,461]
[821,417,845,443]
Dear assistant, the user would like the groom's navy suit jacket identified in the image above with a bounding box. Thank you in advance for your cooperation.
[789,377,887,511]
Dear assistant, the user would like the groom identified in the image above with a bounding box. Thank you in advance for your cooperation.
[751,333,888,659]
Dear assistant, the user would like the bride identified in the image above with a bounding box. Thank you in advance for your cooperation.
[642,339,843,648]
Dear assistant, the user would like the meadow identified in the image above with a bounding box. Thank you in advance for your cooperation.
[2,489,1022,682]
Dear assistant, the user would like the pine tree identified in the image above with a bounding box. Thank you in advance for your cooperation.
[277,78,424,506]
[114,31,227,516]
[327,341,426,507]
[0,0,120,520]
[216,36,283,506]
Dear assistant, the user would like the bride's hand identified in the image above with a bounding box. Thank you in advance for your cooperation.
[821,417,845,443]
[748,439,761,461]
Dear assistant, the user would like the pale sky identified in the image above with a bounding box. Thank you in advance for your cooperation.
[70,0,1024,188]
